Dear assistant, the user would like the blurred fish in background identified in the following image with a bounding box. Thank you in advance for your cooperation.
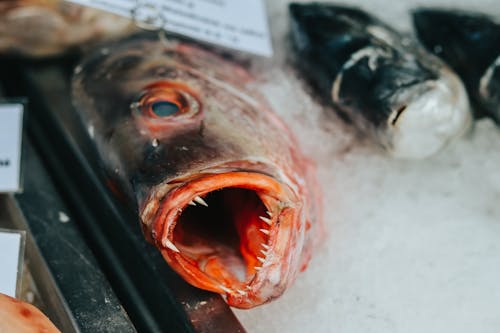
[289,3,472,159]
[413,8,500,124]
[0,0,135,57]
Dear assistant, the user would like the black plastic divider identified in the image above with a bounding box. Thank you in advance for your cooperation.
[6,140,137,333]
[2,70,136,333]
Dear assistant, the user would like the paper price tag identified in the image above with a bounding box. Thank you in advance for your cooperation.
[0,104,23,193]
[67,0,273,56]
[0,230,25,297]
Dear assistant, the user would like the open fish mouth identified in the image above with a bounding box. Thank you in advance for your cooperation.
[142,170,302,308]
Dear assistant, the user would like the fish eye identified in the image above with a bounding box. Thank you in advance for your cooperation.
[151,101,180,117]
[135,81,200,120]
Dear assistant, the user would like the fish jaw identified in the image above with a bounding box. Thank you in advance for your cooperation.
[385,66,471,159]
[140,170,306,308]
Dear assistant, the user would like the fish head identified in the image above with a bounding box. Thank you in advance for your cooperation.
[289,3,472,159]
[327,44,471,159]
[72,35,320,308]
[412,8,500,75]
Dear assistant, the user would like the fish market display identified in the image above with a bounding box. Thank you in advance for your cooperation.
[0,0,135,57]
[72,34,320,309]
[289,3,471,159]
[0,293,61,333]
[413,8,500,123]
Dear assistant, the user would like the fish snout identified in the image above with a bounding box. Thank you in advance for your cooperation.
[386,68,471,159]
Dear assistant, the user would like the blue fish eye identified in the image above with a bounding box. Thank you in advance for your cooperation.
[151,101,180,117]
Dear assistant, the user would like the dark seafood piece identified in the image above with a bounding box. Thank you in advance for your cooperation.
[290,3,471,159]
[0,0,135,57]
[71,34,321,309]
[413,8,500,123]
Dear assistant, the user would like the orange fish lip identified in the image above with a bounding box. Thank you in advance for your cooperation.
[143,170,304,308]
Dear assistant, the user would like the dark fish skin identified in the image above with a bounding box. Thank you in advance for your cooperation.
[413,8,500,122]
[290,3,471,159]
[289,3,431,121]
[71,34,321,309]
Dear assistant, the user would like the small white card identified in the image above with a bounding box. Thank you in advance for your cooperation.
[0,230,24,297]
[67,0,273,56]
[0,104,23,193]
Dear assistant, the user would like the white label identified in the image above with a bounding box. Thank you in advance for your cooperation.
[68,0,273,56]
[0,104,23,192]
[0,231,23,297]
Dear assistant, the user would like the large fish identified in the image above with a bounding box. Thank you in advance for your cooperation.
[413,8,500,123]
[71,34,321,308]
[0,0,134,57]
[289,3,471,159]
[0,293,61,333]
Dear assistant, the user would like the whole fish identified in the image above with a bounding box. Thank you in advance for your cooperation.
[413,8,500,123]
[72,34,321,308]
[289,3,471,159]
[0,0,134,57]
[0,293,61,333]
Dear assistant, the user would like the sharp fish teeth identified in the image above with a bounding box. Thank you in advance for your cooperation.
[220,286,231,293]
[236,289,246,295]
[259,228,270,235]
[266,211,272,217]
[246,286,252,290]
[188,200,197,206]
[262,244,270,250]
[260,249,268,256]
[194,195,208,207]
[259,216,272,225]
[257,256,266,263]
[163,239,180,253]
